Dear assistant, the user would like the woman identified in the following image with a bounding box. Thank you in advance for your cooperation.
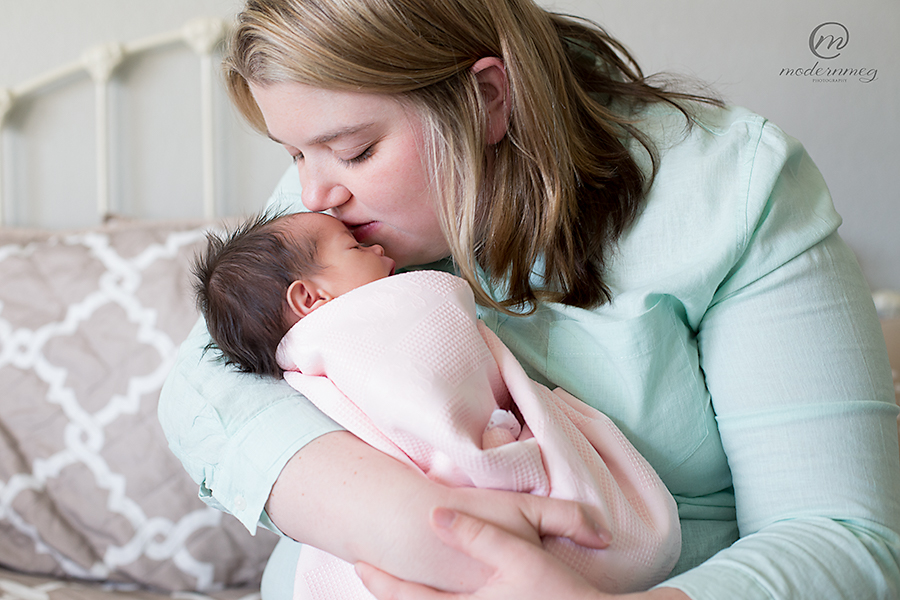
[158,0,900,598]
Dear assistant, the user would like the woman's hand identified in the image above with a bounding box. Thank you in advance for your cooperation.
[356,508,690,600]
[355,507,609,600]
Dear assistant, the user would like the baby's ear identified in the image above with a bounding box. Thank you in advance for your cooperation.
[286,280,332,317]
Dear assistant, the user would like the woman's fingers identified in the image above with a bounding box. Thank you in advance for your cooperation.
[357,508,610,600]
[427,508,608,600]
[516,495,612,549]
[355,562,452,600]
[430,507,529,564]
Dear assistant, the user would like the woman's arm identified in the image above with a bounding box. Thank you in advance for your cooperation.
[666,230,900,599]
[661,121,900,598]
[158,317,344,533]
[267,430,612,593]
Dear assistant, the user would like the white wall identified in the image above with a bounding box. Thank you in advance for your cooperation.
[2,0,898,291]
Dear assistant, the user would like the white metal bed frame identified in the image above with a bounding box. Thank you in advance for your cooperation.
[0,17,229,227]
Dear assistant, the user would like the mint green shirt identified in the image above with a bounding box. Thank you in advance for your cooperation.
[158,104,900,599]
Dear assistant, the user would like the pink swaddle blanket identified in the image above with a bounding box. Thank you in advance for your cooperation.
[276,271,681,599]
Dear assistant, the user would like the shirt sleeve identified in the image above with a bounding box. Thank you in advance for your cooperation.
[662,121,900,598]
[157,166,343,535]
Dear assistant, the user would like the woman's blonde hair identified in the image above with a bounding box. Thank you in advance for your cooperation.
[224,0,718,314]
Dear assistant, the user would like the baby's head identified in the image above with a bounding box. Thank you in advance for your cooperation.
[194,211,395,377]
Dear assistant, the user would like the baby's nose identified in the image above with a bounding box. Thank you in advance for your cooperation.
[368,244,385,256]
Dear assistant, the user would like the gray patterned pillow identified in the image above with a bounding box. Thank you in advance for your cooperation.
[0,218,277,592]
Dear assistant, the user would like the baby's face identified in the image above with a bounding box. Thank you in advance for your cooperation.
[290,213,396,297]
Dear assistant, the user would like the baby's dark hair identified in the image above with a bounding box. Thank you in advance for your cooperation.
[193,210,321,378]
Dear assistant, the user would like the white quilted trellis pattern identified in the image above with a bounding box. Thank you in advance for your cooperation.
[0,219,276,593]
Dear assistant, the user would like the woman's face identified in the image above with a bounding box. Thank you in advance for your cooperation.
[250,81,450,268]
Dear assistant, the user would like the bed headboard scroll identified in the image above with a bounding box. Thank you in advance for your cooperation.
[0,17,230,227]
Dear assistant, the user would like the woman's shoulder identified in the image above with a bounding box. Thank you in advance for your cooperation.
[605,103,841,322]
[624,102,811,241]
[623,104,769,244]
[632,101,833,236]
[685,102,767,137]
[641,102,772,165]
[638,101,811,164]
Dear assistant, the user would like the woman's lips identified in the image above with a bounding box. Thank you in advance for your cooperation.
[347,221,379,243]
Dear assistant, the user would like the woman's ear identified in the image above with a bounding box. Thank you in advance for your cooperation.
[286,280,332,318]
[471,57,510,145]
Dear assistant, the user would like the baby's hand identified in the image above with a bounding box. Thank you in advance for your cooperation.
[482,408,521,448]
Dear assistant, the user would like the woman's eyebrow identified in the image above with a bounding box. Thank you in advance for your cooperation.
[267,123,375,147]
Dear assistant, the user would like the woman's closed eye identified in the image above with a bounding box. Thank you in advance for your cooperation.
[340,144,375,165]
[288,141,375,166]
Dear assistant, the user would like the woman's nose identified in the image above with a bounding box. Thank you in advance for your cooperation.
[300,170,351,212]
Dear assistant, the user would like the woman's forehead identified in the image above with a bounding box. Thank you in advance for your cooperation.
[249,81,402,145]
